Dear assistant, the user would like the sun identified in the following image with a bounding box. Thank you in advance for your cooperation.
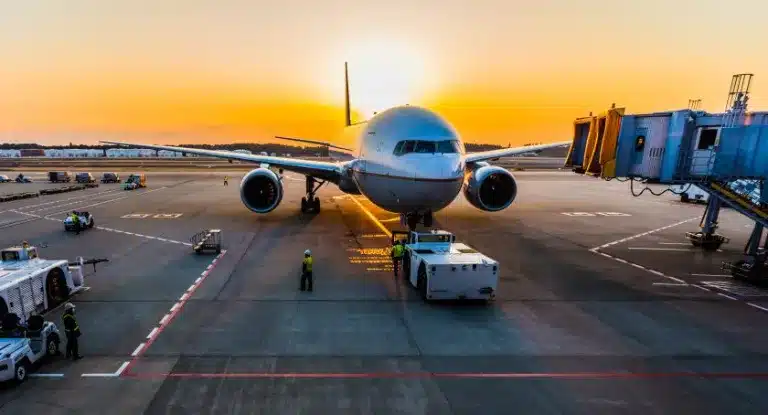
[341,39,429,119]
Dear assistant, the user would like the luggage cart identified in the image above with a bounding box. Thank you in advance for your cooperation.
[191,230,221,254]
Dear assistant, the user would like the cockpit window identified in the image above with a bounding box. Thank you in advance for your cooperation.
[393,140,462,156]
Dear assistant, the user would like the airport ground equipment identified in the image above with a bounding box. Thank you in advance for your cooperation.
[672,184,710,204]
[123,173,146,190]
[15,174,31,183]
[0,315,62,383]
[0,175,10,183]
[0,244,90,324]
[191,230,222,254]
[63,211,95,232]
[75,172,95,183]
[101,172,121,183]
[48,171,72,183]
[392,230,498,302]
[565,74,768,278]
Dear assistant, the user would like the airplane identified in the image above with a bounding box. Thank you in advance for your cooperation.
[102,63,570,230]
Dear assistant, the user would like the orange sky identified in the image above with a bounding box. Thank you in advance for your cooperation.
[0,1,766,146]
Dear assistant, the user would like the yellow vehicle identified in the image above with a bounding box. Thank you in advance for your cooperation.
[123,173,146,190]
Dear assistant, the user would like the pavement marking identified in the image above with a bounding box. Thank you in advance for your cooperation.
[591,216,699,250]
[81,361,130,378]
[652,282,689,286]
[43,187,167,218]
[94,225,192,246]
[131,343,146,357]
[659,242,690,245]
[0,189,121,213]
[187,284,195,292]
[589,250,687,284]
[718,293,738,300]
[692,284,712,292]
[691,273,731,277]
[747,303,768,313]
[123,250,227,377]
[629,247,690,251]
[348,196,392,237]
[29,373,65,378]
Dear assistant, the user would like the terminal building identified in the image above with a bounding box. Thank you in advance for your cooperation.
[564,74,768,281]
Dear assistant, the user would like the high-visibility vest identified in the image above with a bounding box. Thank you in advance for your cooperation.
[303,256,313,272]
[392,244,404,258]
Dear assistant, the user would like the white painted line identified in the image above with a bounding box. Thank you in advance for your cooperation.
[180,293,189,301]
[114,361,130,376]
[187,284,195,292]
[29,373,65,378]
[200,271,208,276]
[591,216,699,250]
[747,302,768,313]
[131,343,145,357]
[648,269,665,276]
[146,327,159,339]
[718,293,738,300]
[195,277,202,283]
[206,265,213,270]
[652,282,689,286]
[144,236,156,239]
[628,247,691,251]
[692,285,711,292]
[659,242,690,245]
[157,238,168,242]
[160,314,171,325]
[182,243,193,246]
[630,263,646,270]
[81,373,118,378]
[170,303,180,312]
[691,273,731,277]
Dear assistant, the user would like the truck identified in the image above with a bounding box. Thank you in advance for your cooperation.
[123,173,146,190]
[0,314,62,383]
[48,171,72,183]
[0,244,88,325]
[392,230,499,302]
[75,172,95,183]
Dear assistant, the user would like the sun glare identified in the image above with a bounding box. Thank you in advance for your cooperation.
[342,39,429,118]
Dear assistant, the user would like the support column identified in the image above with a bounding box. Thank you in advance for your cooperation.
[701,197,722,234]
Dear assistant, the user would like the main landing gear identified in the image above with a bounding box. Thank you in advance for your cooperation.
[402,211,433,231]
[301,176,325,214]
[722,223,768,282]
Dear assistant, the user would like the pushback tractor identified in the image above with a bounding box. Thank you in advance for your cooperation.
[392,230,499,302]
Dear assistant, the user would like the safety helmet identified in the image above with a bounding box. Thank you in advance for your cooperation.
[64,302,75,310]
[304,249,311,256]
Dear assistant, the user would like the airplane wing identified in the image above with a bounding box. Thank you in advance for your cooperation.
[275,136,356,162]
[463,141,571,164]
[100,140,344,182]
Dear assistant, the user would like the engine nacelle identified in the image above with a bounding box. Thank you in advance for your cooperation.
[239,168,283,213]
[463,164,518,211]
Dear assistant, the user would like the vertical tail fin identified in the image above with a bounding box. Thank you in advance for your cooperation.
[344,62,352,127]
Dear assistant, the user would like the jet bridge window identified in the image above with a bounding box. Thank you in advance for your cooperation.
[697,128,719,150]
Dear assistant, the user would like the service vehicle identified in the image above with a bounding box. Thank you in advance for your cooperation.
[101,172,121,183]
[673,183,709,204]
[392,230,499,302]
[48,171,72,183]
[0,175,10,183]
[0,244,88,321]
[64,211,95,231]
[75,172,95,183]
[123,173,146,190]
[0,314,61,383]
[15,174,32,183]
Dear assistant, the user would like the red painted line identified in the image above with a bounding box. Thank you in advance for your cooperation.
[121,251,227,376]
[120,371,768,380]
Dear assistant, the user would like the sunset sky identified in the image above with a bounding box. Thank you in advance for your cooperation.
[0,0,766,147]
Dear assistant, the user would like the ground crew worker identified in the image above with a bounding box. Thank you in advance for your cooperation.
[391,240,405,276]
[300,249,313,292]
[224,176,229,186]
[62,303,82,360]
[71,211,81,235]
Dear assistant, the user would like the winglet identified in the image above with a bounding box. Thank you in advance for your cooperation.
[344,62,352,127]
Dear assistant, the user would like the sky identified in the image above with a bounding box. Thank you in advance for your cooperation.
[0,0,766,146]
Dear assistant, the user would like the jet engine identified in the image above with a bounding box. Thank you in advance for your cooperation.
[462,164,518,211]
[239,168,283,213]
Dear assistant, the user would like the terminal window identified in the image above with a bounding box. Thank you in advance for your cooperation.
[697,128,718,150]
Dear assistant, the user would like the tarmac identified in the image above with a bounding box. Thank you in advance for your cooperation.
[0,170,767,414]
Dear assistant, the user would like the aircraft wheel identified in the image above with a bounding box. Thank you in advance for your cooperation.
[300,197,308,213]
[313,197,321,213]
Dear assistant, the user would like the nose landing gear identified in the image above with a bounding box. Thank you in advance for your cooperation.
[301,176,326,214]
[402,211,433,231]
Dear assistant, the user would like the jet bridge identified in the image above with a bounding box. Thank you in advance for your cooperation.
[565,74,768,281]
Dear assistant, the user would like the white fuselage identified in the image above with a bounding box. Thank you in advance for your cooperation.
[345,105,465,213]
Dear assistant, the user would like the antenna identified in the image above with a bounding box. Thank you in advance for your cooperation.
[688,99,702,110]
[344,62,352,127]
